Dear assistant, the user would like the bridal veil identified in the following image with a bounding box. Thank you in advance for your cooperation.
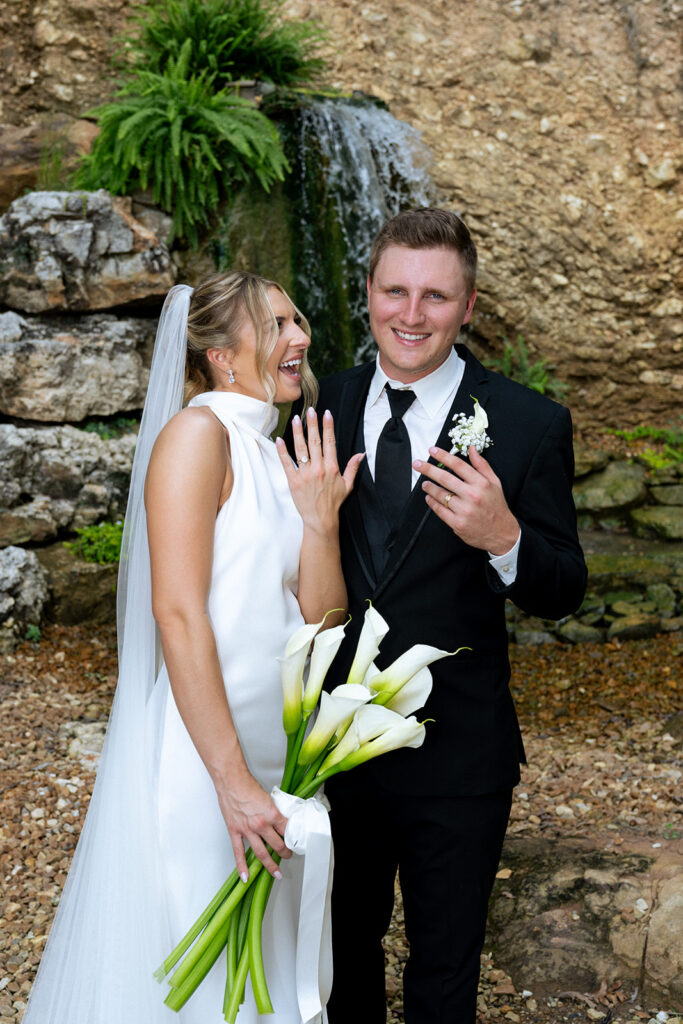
[23,285,194,1023]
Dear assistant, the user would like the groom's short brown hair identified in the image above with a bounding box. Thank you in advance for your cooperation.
[368,208,478,293]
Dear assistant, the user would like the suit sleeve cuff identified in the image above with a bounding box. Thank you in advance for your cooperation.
[488,530,521,584]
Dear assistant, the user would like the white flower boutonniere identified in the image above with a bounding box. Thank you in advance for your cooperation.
[448,396,492,456]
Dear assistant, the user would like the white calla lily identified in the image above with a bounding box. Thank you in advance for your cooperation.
[320,704,399,772]
[298,684,373,764]
[471,397,488,433]
[332,709,426,771]
[277,618,325,735]
[345,606,389,686]
[370,644,453,705]
[302,622,347,716]
[383,666,433,717]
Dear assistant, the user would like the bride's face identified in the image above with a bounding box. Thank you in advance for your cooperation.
[223,288,311,403]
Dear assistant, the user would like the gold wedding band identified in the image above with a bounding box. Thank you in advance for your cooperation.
[299,455,309,465]
[444,493,451,508]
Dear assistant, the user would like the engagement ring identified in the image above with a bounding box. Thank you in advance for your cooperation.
[299,456,309,465]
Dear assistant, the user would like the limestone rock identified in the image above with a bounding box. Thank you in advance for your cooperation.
[646,583,677,619]
[0,311,154,421]
[0,546,49,652]
[0,190,176,313]
[557,620,604,644]
[35,542,117,625]
[650,484,683,507]
[607,613,661,641]
[487,837,660,999]
[630,507,683,541]
[584,553,673,592]
[573,462,648,514]
[0,424,135,547]
[646,875,683,1001]
[573,447,610,479]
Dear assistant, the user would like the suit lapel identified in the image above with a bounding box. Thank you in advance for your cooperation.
[373,345,490,600]
[333,364,376,591]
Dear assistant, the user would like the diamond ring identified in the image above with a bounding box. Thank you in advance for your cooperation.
[299,455,309,465]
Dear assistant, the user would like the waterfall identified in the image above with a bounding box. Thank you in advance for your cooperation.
[285,98,435,372]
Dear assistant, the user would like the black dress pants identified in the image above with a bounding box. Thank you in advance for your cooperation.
[326,776,512,1024]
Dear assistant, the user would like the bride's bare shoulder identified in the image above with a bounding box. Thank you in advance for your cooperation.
[147,407,230,485]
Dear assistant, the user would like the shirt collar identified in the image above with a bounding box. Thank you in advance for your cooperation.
[367,346,465,418]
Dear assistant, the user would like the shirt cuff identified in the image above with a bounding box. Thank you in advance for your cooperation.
[488,530,521,584]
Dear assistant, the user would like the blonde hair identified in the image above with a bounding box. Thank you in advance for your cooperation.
[184,271,318,409]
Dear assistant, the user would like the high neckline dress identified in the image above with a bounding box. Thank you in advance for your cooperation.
[149,391,309,1022]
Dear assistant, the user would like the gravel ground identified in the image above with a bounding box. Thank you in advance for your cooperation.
[0,625,681,1024]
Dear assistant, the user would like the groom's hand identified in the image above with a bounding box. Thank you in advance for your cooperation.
[415,445,519,555]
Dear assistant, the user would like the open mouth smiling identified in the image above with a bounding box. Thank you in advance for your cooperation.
[278,358,302,379]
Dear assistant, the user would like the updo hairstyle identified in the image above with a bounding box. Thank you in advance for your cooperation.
[184,271,318,409]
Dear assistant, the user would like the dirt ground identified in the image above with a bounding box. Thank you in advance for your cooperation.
[0,624,681,1023]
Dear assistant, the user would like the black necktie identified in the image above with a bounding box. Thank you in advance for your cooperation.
[375,385,416,517]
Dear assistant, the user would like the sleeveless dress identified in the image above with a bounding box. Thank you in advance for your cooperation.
[147,390,308,1022]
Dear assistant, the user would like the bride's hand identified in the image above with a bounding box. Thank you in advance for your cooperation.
[276,408,364,533]
[215,768,292,881]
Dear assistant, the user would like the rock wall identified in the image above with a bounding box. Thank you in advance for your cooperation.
[0,0,680,429]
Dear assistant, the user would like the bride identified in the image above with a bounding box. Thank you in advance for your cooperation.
[22,272,364,1024]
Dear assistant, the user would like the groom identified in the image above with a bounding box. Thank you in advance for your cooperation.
[311,208,587,1023]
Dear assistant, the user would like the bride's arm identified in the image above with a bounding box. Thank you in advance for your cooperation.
[276,407,364,627]
[146,409,290,881]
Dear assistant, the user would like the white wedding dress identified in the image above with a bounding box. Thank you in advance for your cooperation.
[149,390,307,1022]
[24,389,319,1024]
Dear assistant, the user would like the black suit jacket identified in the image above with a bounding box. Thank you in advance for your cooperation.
[309,345,587,798]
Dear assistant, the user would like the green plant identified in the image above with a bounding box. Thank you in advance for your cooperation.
[123,0,325,88]
[489,334,568,401]
[36,126,73,191]
[66,521,124,565]
[84,417,139,440]
[74,43,289,247]
[25,624,42,643]
[612,423,683,469]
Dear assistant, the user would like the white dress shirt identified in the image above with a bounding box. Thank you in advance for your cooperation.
[363,348,520,583]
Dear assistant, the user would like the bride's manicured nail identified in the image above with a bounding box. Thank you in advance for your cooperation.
[240,871,249,884]
[274,870,283,880]
[292,415,301,425]
[308,406,316,416]
[413,460,422,469]
[324,409,332,420]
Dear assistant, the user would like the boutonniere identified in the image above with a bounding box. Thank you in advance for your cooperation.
[448,396,492,456]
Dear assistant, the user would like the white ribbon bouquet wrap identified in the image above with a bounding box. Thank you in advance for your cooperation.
[155,606,465,1022]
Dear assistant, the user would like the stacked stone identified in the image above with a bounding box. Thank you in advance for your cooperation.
[0,189,176,650]
[507,444,683,645]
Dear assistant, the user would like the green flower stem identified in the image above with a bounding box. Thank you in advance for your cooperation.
[247,858,279,1014]
[164,916,233,1011]
[223,941,250,1024]
[223,908,240,1016]
[168,862,263,992]
[294,766,338,800]
[280,719,308,791]
[292,746,329,792]
[154,856,252,980]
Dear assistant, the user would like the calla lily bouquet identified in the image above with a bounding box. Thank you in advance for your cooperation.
[155,607,461,1021]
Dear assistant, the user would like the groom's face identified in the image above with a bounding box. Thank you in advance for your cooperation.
[367,245,477,384]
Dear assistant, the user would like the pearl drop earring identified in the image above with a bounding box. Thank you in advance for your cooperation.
[228,369,235,384]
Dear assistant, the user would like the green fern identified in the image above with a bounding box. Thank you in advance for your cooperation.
[74,46,288,246]
[490,334,568,401]
[122,0,325,88]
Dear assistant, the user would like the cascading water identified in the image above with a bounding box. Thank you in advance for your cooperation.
[283,98,435,374]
